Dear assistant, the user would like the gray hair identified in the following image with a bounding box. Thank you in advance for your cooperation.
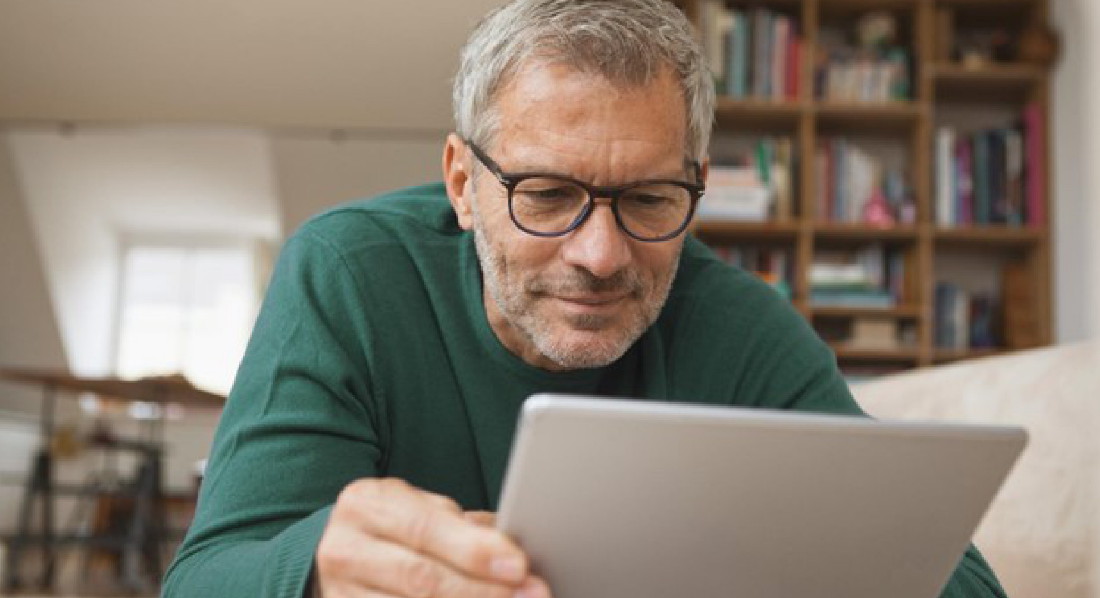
[452,0,714,161]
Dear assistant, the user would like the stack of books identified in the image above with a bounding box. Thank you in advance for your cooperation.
[700,4,801,101]
[814,138,914,225]
[934,103,1047,227]
[810,245,905,308]
[934,283,999,350]
[713,245,792,300]
[701,137,795,222]
[815,28,910,102]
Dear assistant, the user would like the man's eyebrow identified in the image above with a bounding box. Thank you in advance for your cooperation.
[503,161,697,183]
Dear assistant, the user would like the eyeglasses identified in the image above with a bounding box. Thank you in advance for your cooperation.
[465,140,705,242]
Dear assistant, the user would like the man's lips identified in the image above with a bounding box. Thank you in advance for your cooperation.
[552,293,629,307]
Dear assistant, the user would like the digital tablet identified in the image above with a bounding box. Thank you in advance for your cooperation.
[496,394,1026,598]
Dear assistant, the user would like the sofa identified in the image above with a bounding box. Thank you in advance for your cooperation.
[851,341,1100,598]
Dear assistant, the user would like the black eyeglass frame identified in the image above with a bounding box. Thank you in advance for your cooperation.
[465,139,706,242]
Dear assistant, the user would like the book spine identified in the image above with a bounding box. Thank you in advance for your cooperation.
[773,16,788,100]
[935,127,955,227]
[786,32,800,101]
[958,138,973,226]
[1023,103,1047,227]
[973,132,990,225]
[1005,128,1023,226]
[729,10,748,99]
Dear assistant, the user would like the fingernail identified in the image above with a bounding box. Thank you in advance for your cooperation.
[513,579,547,598]
[490,556,525,582]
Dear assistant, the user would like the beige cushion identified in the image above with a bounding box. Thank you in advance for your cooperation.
[851,341,1100,598]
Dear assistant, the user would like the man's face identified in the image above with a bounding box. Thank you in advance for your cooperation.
[448,62,695,371]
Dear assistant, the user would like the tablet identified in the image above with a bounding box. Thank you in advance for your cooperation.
[496,394,1026,598]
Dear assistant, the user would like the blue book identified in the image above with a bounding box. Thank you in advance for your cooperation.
[726,10,748,98]
[973,132,991,225]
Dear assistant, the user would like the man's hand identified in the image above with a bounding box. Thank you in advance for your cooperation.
[315,478,550,598]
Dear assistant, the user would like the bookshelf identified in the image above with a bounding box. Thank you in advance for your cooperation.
[679,0,1054,376]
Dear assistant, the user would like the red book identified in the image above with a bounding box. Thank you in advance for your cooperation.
[1023,103,1046,227]
[786,35,800,101]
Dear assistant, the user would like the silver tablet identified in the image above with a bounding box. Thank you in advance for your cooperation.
[496,394,1026,598]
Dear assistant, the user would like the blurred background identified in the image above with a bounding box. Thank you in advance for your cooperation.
[0,0,1096,595]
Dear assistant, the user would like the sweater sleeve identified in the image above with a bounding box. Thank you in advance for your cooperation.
[162,231,384,598]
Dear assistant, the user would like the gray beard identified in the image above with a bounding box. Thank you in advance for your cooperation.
[470,203,678,370]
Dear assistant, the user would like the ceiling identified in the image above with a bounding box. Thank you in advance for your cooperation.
[0,0,502,131]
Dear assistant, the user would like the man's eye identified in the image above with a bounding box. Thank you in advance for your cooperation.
[630,193,672,205]
[624,191,676,208]
[525,187,574,200]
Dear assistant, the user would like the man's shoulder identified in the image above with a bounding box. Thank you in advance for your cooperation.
[294,183,461,250]
[672,236,783,312]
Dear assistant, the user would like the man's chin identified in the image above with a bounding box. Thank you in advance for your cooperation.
[533,327,635,370]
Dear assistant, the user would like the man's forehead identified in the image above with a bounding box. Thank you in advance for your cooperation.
[490,62,688,153]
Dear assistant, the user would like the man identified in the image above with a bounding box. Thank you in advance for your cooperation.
[163,1,1010,597]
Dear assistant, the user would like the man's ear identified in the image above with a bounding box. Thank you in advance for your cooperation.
[443,134,475,231]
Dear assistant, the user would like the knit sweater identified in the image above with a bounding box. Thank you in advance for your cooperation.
[162,183,1007,597]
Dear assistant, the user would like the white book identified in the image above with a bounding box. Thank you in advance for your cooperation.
[935,127,956,227]
[698,165,771,221]
[846,146,875,222]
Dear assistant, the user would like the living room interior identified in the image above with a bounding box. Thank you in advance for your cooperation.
[1,0,1098,596]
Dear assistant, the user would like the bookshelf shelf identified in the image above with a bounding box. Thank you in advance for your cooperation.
[831,346,922,362]
[933,226,1044,246]
[685,0,1053,378]
[715,98,805,128]
[813,224,919,242]
[935,0,1032,8]
[819,0,919,13]
[931,63,1043,102]
[812,305,922,319]
[815,102,924,133]
[693,220,801,241]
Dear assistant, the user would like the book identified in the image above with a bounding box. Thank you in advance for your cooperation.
[848,317,900,350]
[1002,263,1041,349]
[936,127,956,227]
[698,165,770,221]
[816,137,909,225]
[810,244,902,309]
[1023,103,1047,227]
[727,10,749,99]
[934,123,1033,227]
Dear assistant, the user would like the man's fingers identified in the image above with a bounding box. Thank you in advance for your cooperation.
[339,479,528,584]
[351,537,521,598]
[464,510,496,527]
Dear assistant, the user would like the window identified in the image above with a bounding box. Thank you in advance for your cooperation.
[114,240,264,396]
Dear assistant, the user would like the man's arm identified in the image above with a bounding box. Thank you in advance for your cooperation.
[161,232,382,597]
[162,231,545,598]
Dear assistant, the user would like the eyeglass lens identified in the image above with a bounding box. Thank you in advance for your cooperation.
[510,177,694,239]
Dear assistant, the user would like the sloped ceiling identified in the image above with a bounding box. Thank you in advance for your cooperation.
[0,0,501,130]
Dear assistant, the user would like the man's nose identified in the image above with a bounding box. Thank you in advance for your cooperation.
[560,201,632,279]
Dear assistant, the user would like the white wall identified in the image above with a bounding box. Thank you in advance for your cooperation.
[6,126,282,375]
[0,136,69,538]
[270,130,445,235]
[1051,0,1099,342]
[0,135,67,384]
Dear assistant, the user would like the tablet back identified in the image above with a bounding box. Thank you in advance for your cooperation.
[497,394,1026,598]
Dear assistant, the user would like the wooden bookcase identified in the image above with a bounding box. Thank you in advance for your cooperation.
[676,0,1054,377]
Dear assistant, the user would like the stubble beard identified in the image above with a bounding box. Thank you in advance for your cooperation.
[470,203,679,370]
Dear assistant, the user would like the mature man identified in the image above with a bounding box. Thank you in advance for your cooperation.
[163,1,1009,597]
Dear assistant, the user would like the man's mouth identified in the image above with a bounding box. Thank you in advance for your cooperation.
[555,293,628,306]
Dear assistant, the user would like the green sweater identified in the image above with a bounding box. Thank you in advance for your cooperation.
[162,183,1007,598]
